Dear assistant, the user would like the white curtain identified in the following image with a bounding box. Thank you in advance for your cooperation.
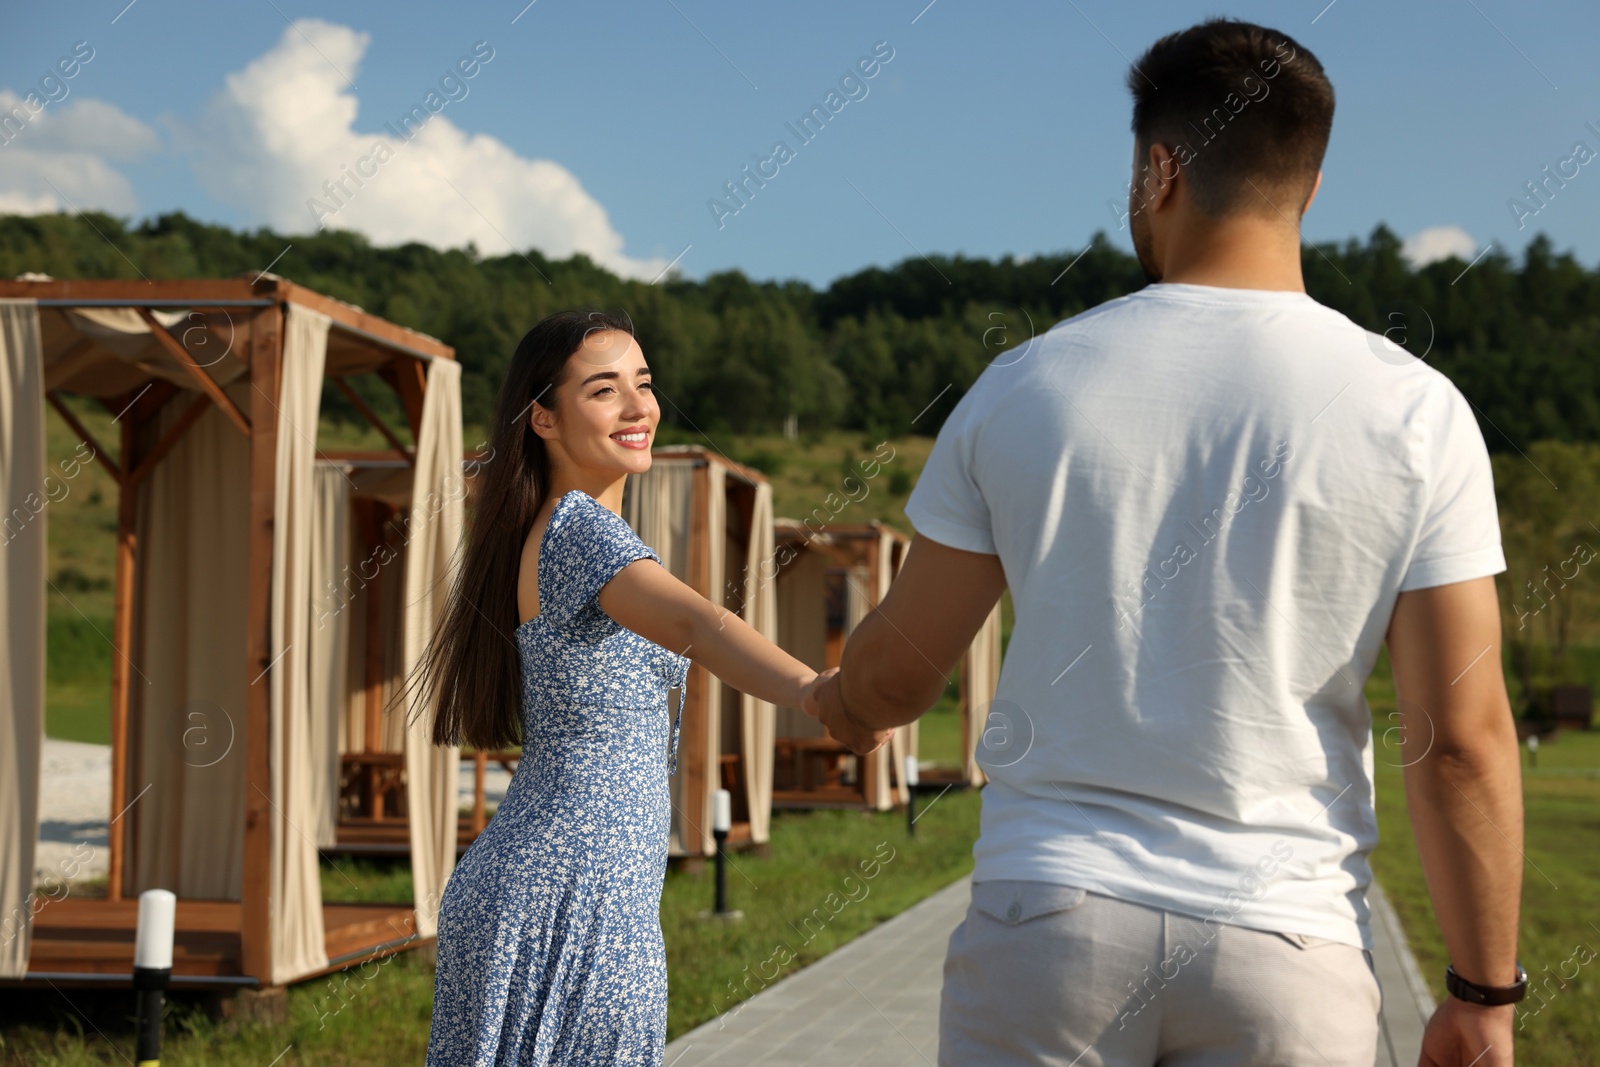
[267,304,332,983]
[131,382,251,899]
[623,458,693,580]
[739,481,776,843]
[624,460,698,855]
[0,300,44,978]
[774,545,829,740]
[309,464,352,847]
[402,357,462,937]
[690,462,727,857]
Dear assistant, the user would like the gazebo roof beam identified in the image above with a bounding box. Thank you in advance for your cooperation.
[331,376,414,465]
[45,391,120,483]
[136,306,251,437]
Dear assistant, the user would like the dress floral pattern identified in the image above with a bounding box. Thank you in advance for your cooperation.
[427,488,690,1066]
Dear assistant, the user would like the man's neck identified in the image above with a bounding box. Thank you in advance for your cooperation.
[1156,213,1308,293]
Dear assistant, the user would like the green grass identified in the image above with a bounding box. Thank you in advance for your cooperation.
[1,791,979,1064]
[317,858,417,905]
[916,688,963,769]
[1365,660,1600,1063]
[45,614,114,745]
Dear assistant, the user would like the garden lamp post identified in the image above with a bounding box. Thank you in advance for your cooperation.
[134,888,175,1066]
[703,788,742,921]
[905,755,920,837]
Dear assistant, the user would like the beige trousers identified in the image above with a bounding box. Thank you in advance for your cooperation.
[939,880,1381,1066]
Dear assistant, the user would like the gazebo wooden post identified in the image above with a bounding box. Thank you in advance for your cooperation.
[679,462,711,862]
[240,299,283,984]
[105,405,141,902]
[363,515,386,821]
[472,752,487,835]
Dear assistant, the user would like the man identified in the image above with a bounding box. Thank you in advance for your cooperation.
[807,18,1525,1067]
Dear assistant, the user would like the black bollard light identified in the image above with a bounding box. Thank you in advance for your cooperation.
[702,788,743,922]
[713,787,730,913]
[133,888,175,1066]
[905,756,920,837]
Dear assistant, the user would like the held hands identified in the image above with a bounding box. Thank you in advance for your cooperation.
[799,667,893,756]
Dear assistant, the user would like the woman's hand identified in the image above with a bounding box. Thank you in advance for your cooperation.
[796,667,839,718]
[803,668,893,756]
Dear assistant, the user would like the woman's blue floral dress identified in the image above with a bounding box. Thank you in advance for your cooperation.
[427,488,689,1066]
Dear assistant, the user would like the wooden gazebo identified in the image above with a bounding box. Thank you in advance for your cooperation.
[622,446,777,865]
[0,275,463,992]
[770,519,1003,809]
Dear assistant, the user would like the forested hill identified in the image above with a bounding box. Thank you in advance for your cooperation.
[4,210,1597,449]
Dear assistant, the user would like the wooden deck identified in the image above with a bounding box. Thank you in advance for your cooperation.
[12,897,420,987]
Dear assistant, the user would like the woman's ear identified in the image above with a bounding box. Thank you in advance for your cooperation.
[529,401,557,441]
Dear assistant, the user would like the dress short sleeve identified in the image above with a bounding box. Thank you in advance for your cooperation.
[538,490,661,633]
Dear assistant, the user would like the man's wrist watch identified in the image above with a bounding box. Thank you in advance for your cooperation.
[1445,963,1528,1006]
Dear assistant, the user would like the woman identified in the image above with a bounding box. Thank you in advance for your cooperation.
[413,310,837,1066]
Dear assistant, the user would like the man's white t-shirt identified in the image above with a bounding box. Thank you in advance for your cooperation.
[903,282,1505,951]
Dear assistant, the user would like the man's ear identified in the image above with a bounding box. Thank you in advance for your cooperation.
[1143,142,1180,214]
[1302,171,1323,215]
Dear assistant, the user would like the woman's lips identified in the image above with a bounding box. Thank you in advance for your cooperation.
[611,430,649,450]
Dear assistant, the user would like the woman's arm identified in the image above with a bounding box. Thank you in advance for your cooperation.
[597,557,819,710]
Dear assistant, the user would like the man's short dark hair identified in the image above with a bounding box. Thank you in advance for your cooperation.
[1127,19,1334,218]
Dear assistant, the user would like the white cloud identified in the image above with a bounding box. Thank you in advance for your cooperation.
[27,97,163,160]
[1402,225,1477,269]
[182,19,666,280]
[0,91,160,215]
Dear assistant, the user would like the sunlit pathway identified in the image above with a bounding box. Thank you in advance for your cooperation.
[1368,880,1435,1067]
[665,875,1433,1067]
[666,874,964,1067]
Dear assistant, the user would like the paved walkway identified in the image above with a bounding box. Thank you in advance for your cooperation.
[666,876,1435,1067]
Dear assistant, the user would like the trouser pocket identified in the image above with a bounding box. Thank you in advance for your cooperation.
[970,879,1090,925]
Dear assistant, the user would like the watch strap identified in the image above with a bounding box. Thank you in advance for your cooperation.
[1445,963,1527,1006]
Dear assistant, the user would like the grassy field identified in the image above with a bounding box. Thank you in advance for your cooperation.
[1364,654,1600,1063]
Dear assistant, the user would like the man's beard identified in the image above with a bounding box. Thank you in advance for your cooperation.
[1130,200,1161,284]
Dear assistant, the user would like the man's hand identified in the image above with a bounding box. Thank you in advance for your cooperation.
[1419,997,1513,1066]
[802,668,893,756]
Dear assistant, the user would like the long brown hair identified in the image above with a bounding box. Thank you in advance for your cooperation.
[406,309,636,750]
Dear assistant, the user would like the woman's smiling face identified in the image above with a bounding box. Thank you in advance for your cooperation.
[530,327,658,478]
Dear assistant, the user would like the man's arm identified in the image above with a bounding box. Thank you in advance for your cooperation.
[808,533,1006,751]
[1386,575,1523,1062]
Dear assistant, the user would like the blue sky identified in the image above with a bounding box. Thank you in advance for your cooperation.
[2,0,1597,286]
